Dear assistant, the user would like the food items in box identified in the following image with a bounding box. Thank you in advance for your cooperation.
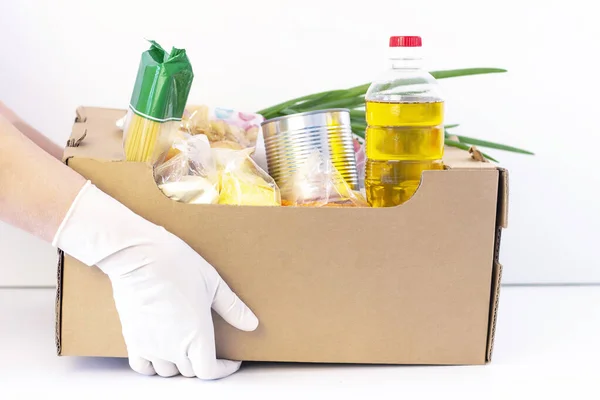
[181,105,263,150]
[158,176,220,205]
[154,133,280,207]
[154,134,220,205]
[261,109,360,196]
[280,150,368,208]
[213,148,281,207]
[365,36,445,207]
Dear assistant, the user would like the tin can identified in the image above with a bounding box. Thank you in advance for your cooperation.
[261,109,359,200]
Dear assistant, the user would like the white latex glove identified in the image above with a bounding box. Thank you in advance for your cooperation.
[52,181,258,379]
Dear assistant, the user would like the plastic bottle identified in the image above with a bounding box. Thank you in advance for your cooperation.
[364,36,445,207]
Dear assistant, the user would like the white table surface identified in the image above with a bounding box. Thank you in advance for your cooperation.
[1,286,598,398]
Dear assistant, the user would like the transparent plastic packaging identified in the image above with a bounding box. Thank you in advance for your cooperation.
[281,150,368,208]
[154,134,220,205]
[213,148,281,206]
[181,105,263,150]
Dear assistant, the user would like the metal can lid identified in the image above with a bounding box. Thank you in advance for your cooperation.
[261,108,351,126]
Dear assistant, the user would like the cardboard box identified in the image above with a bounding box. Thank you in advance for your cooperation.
[55,106,507,365]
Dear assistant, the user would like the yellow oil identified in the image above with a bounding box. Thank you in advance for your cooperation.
[365,100,444,207]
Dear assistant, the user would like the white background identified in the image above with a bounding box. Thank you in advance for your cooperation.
[0,0,598,286]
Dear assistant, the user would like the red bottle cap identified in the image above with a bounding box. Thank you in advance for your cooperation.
[389,36,422,47]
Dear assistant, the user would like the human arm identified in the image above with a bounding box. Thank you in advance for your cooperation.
[0,101,63,160]
[0,114,84,241]
[0,113,258,379]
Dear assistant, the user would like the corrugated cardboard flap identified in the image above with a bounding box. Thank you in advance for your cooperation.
[497,167,509,229]
[486,260,503,362]
[63,106,127,163]
[55,249,64,355]
[485,167,509,362]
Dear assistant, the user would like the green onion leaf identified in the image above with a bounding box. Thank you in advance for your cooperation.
[454,135,534,155]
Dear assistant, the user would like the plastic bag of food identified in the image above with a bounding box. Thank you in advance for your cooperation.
[181,105,263,150]
[154,134,220,204]
[213,147,281,206]
[280,150,369,208]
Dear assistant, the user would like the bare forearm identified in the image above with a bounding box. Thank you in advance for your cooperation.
[0,115,86,243]
[0,102,63,160]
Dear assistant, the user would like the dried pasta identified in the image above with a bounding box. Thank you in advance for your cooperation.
[121,40,194,163]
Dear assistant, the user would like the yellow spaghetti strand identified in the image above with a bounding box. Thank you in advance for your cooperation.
[125,115,135,160]
[124,113,140,161]
[134,116,143,161]
[124,113,164,163]
[142,119,155,162]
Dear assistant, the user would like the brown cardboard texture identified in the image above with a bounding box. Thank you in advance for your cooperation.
[56,106,507,365]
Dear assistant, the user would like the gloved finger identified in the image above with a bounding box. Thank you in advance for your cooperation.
[176,358,196,378]
[212,278,259,332]
[128,355,156,376]
[188,310,242,380]
[151,360,179,378]
[190,353,242,380]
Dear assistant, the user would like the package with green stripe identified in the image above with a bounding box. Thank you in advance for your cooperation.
[122,40,194,163]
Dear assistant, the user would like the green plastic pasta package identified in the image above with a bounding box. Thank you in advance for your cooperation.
[122,40,194,164]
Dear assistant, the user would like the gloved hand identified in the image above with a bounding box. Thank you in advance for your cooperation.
[52,181,258,379]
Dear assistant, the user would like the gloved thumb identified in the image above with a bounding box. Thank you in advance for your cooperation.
[212,278,259,332]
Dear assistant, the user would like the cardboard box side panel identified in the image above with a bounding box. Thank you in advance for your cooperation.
[60,157,499,365]
[61,255,126,357]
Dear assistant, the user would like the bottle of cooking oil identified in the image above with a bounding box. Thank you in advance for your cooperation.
[364,36,444,207]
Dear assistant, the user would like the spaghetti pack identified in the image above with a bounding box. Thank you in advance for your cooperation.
[122,40,194,163]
